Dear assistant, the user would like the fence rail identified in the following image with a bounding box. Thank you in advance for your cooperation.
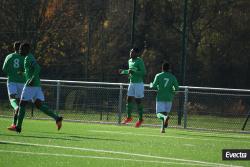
[0,77,249,132]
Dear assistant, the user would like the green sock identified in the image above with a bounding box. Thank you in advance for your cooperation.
[126,102,133,118]
[39,104,58,120]
[157,113,165,121]
[13,113,18,125]
[157,113,166,128]
[16,106,26,129]
[137,104,144,121]
[10,99,18,111]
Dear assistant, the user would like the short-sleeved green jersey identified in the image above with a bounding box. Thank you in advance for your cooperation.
[151,72,179,102]
[24,53,41,87]
[2,52,25,83]
[121,57,146,83]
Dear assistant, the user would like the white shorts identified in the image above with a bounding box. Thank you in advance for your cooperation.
[7,82,25,98]
[21,86,45,102]
[156,101,172,113]
[127,83,144,98]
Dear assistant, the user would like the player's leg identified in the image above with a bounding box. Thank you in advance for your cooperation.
[156,112,167,133]
[34,87,63,130]
[34,99,58,120]
[9,95,19,111]
[122,83,135,124]
[9,83,25,128]
[14,86,33,133]
[9,95,19,126]
[163,102,172,128]
[155,101,165,133]
[122,96,134,124]
[15,100,28,132]
[134,83,144,127]
[156,112,166,121]
[135,98,143,120]
[156,101,170,133]
[7,82,19,128]
[35,99,63,130]
[127,96,134,119]
[135,98,144,128]
[156,102,172,132]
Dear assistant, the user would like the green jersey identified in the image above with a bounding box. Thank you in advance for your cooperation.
[2,52,25,83]
[151,72,179,102]
[24,53,41,87]
[122,57,146,83]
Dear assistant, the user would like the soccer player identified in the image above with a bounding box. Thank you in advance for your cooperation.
[150,62,179,133]
[119,48,146,127]
[2,41,25,130]
[12,42,63,133]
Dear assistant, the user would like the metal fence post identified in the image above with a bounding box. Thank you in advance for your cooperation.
[118,84,123,124]
[56,80,61,114]
[183,86,189,129]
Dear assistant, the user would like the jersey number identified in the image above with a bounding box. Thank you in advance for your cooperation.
[164,78,169,88]
[13,59,20,68]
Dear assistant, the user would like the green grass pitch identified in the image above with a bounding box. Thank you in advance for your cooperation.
[0,117,249,167]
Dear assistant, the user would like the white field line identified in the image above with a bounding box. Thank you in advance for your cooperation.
[0,140,241,167]
[165,128,250,139]
[0,149,212,167]
[176,131,250,139]
[89,130,250,144]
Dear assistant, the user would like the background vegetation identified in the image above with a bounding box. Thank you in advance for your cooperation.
[0,0,250,88]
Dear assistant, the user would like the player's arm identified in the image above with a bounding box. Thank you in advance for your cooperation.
[28,63,40,85]
[119,69,129,75]
[24,59,32,85]
[2,56,10,74]
[32,62,41,76]
[172,77,179,93]
[150,75,159,89]
[24,58,40,85]
[119,60,130,75]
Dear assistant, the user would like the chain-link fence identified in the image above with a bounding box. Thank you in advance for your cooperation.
[0,77,250,132]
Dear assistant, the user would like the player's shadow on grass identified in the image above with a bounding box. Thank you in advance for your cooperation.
[0,133,123,142]
[0,133,80,141]
[38,131,124,142]
[68,135,123,142]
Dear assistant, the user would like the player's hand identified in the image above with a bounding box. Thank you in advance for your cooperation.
[149,82,153,88]
[118,69,123,75]
[26,78,34,86]
[128,69,134,74]
[26,79,32,86]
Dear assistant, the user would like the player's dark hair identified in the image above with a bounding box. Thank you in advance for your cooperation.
[19,42,30,56]
[132,47,139,53]
[13,41,21,52]
[162,62,170,72]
